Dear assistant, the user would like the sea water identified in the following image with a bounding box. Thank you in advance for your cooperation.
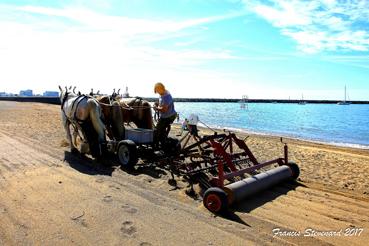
[175,102,369,149]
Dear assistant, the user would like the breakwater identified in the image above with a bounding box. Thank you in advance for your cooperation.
[0,96,60,105]
[0,96,368,104]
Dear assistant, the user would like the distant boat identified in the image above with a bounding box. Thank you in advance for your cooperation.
[337,85,351,105]
[239,95,248,109]
[298,93,307,105]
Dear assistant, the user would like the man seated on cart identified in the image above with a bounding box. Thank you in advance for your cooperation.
[153,82,177,146]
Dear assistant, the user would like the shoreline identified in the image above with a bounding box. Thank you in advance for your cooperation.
[0,99,367,150]
[1,98,368,149]
[221,126,369,151]
[173,122,369,151]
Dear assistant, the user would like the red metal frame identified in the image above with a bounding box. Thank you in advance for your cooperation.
[208,133,289,188]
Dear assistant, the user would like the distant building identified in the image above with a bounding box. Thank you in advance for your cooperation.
[0,92,6,97]
[43,91,59,97]
[19,89,33,97]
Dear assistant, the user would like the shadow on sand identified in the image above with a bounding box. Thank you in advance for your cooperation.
[63,151,168,180]
[63,151,115,176]
[214,180,306,227]
[121,163,167,179]
[232,180,306,213]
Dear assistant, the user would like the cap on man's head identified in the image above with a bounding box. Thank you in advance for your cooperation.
[154,82,165,94]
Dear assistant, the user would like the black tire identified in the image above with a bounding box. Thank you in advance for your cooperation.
[286,162,300,179]
[203,187,228,214]
[117,140,138,168]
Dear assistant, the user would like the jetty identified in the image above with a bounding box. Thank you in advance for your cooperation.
[0,96,369,104]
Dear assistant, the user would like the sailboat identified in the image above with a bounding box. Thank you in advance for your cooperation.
[337,85,351,105]
[298,93,307,105]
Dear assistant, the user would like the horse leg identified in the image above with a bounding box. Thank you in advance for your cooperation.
[62,113,77,152]
[72,127,78,146]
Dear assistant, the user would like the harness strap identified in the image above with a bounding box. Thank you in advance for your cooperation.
[62,94,89,124]
[72,95,88,122]
[61,92,69,110]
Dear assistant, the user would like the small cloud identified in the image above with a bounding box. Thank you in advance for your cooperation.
[14,5,245,36]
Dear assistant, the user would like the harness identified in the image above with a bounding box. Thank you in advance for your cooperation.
[60,93,79,143]
[61,93,89,123]
[60,91,70,115]
[61,93,91,140]
[71,95,89,123]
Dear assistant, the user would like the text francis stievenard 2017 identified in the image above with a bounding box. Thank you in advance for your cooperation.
[272,227,364,237]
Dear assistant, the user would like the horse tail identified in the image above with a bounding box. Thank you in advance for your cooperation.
[111,101,125,140]
[88,99,106,143]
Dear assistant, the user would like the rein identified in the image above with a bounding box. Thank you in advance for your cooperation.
[97,101,153,110]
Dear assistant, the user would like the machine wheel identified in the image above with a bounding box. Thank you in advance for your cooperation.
[117,140,138,168]
[203,187,228,214]
[286,162,300,179]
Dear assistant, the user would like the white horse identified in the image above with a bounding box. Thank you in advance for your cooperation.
[59,86,106,156]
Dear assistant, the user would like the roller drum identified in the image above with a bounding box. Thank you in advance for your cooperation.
[225,165,295,204]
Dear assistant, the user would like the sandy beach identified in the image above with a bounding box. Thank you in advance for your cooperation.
[0,101,368,245]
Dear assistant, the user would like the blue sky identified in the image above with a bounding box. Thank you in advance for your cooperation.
[0,0,368,100]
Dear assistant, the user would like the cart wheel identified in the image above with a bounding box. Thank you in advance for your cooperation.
[117,140,138,168]
[286,162,300,179]
[203,187,228,214]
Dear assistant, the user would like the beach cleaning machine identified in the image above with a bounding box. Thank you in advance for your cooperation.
[168,117,300,214]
